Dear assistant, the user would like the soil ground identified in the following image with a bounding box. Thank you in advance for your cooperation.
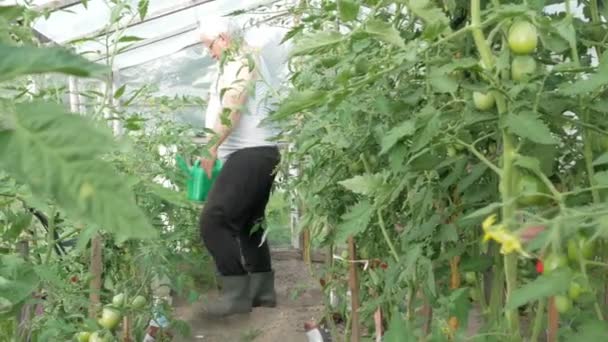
[173,257,325,342]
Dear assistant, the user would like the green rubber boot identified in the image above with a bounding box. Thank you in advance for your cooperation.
[250,271,277,308]
[202,275,252,318]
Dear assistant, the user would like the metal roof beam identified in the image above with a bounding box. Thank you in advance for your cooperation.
[65,0,215,44]
[34,0,84,12]
[92,22,198,63]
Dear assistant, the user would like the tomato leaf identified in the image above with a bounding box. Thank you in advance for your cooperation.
[338,0,359,22]
[380,120,415,154]
[383,312,415,342]
[593,153,608,166]
[593,171,608,187]
[113,84,126,99]
[457,163,488,193]
[412,109,441,152]
[289,32,343,57]
[137,0,149,20]
[562,320,608,340]
[0,101,157,243]
[506,269,572,310]
[429,68,458,93]
[363,20,405,48]
[0,43,107,82]
[0,5,24,21]
[118,35,145,43]
[504,111,558,145]
[273,90,327,119]
[335,200,373,242]
[403,0,450,30]
[559,53,608,95]
[553,18,577,53]
[464,203,502,220]
[514,155,542,175]
[338,174,383,196]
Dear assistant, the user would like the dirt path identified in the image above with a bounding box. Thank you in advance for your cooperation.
[173,258,325,342]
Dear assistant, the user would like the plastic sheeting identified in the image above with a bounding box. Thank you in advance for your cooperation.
[29,0,293,69]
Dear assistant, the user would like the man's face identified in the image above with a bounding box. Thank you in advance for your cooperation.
[201,34,229,60]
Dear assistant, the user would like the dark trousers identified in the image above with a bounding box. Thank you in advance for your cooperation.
[199,146,280,276]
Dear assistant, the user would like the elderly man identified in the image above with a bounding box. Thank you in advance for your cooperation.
[197,17,281,318]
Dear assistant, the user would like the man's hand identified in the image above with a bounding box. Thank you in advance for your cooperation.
[200,147,218,178]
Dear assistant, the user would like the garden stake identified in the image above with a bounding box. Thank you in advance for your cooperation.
[347,236,361,342]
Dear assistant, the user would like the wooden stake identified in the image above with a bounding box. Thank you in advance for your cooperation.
[17,240,32,341]
[348,236,361,342]
[122,315,132,342]
[89,234,103,318]
[547,297,558,342]
[421,294,433,337]
[374,308,383,342]
[448,255,461,332]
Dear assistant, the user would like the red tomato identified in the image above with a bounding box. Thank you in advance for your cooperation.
[536,260,544,274]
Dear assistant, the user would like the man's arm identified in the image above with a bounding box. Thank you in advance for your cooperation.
[201,60,254,175]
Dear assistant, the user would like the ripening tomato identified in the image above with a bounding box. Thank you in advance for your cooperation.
[567,234,596,261]
[554,295,572,313]
[508,21,538,54]
[568,281,585,300]
[464,272,476,285]
[74,331,90,342]
[473,92,495,111]
[543,254,567,274]
[515,172,551,207]
[131,295,147,309]
[112,293,126,308]
[535,259,544,274]
[98,306,121,330]
[511,55,537,81]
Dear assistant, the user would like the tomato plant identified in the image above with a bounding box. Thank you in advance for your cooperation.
[273,0,608,339]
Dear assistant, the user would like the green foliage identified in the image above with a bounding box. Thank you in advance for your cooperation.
[274,0,608,339]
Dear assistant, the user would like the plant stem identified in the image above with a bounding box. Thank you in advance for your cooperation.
[44,208,56,264]
[530,299,546,341]
[471,0,520,337]
[377,211,400,262]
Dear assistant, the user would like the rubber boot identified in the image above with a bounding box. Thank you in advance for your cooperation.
[250,270,277,308]
[202,274,252,318]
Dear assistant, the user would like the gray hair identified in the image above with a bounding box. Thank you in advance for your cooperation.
[197,16,243,40]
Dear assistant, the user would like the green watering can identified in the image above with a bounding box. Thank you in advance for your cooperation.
[176,155,222,202]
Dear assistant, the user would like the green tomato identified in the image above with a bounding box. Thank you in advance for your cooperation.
[130,295,147,309]
[473,92,495,111]
[567,234,595,261]
[543,254,567,274]
[515,172,551,207]
[98,307,121,330]
[75,331,90,342]
[511,55,537,81]
[89,332,113,342]
[111,293,125,308]
[554,295,572,313]
[464,272,476,285]
[568,281,584,300]
[447,145,457,157]
[508,21,538,54]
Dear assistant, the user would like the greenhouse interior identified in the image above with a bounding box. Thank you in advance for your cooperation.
[2,0,608,341]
